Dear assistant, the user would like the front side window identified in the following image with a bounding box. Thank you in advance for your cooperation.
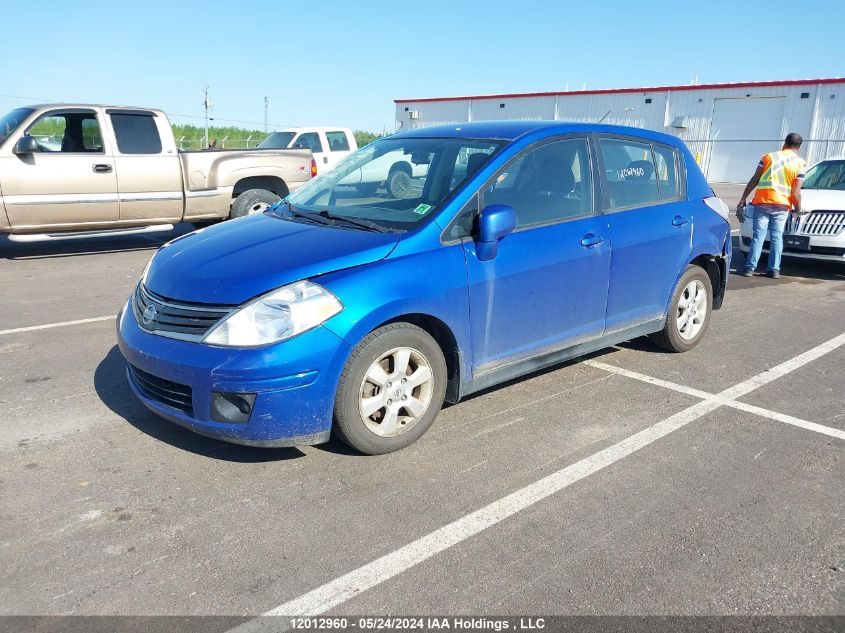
[292,132,323,153]
[284,137,503,231]
[483,137,594,228]
[803,160,845,190]
[599,137,660,209]
[326,131,351,152]
[110,113,161,154]
[28,112,103,153]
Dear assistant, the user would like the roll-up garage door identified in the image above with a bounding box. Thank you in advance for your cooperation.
[707,97,786,183]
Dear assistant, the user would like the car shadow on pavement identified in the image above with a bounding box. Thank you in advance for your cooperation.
[95,346,307,462]
[0,224,195,260]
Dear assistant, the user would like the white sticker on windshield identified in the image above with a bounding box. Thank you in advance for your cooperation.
[413,204,432,215]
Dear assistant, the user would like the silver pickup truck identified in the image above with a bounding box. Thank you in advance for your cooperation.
[0,104,314,241]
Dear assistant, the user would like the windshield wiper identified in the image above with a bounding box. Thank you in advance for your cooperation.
[268,200,334,226]
[317,210,390,233]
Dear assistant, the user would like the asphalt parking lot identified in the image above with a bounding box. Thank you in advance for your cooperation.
[0,183,843,626]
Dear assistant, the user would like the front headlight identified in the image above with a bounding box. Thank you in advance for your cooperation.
[202,280,342,347]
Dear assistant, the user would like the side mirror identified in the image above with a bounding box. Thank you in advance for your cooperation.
[13,135,39,155]
[475,204,516,261]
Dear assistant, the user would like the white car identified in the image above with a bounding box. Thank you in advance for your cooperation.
[739,157,845,263]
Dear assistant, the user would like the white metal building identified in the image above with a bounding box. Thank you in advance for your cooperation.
[394,78,845,183]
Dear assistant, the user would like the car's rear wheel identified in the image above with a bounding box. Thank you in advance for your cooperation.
[650,266,712,352]
[229,188,281,219]
[333,323,447,455]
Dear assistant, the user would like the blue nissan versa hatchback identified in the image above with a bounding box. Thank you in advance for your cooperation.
[118,122,732,454]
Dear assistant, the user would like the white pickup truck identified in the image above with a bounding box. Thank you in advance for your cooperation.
[258,127,427,197]
[0,104,315,241]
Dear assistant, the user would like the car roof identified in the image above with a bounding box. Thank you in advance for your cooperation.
[390,120,683,146]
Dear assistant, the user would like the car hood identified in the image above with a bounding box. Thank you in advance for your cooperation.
[144,214,400,305]
[802,188,845,211]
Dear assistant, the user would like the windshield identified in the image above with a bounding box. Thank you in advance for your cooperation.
[258,131,296,149]
[283,137,504,230]
[802,160,845,190]
[0,108,34,146]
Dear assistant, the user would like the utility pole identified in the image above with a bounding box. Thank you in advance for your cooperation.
[264,96,270,133]
[203,83,213,149]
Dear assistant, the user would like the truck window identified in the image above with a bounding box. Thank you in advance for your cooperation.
[110,113,162,154]
[28,112,103,153]
[292,132,323,153]
[326,131,350,152]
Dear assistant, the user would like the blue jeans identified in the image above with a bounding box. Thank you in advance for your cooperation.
[745,205,790,273]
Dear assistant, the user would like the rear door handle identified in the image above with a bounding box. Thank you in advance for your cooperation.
[672,215,689,227]
[580,233,605,247]
[92,164,112,173]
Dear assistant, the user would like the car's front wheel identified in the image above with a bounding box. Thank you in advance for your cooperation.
[650,265,712,352]
[333,323,447,454]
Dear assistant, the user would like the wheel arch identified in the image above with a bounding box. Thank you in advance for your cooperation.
[388,160,412,176]
[232,176,290,199]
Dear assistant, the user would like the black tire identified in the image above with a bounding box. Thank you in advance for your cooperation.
[229,188,281,219]
[355,182,379,196]
[650,265,713,353]
[333,323,447,455]
[385,168,412,198]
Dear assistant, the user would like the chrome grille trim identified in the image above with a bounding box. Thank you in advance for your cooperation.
[796,211,845,237]
[133,284,234,342]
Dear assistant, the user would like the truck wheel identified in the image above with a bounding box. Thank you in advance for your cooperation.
[649,266,712,353]
[230,189,281,219]
[333,323,447,455]
[386,169,412,198]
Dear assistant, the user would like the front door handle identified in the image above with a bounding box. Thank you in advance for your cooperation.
[92,164,113,173]
[672,215,689,227]
[323,156,328,164]
[580,233,605,247]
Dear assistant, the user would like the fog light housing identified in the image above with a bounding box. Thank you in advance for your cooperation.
[210,392,256,423]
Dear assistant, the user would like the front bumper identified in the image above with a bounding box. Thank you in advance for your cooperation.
[116,299,352,447]
[739,217,845,262]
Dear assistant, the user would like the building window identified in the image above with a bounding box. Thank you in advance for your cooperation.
[800,92,810,99]
[645,98,652,104]
[499,103,506,108]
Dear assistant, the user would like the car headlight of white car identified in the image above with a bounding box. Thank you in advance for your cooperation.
[202,280,342,347]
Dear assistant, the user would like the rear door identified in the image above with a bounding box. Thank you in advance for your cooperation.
[596,135,691,332]
[460,135,611,375]
[3,108,119,229]
[109,110,183,222]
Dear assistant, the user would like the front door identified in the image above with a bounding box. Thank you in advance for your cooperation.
[461,136,611,376]
[3,109,119,230]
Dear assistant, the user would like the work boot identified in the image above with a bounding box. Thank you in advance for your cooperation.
[766,270,780,279]
[739,269,754,277]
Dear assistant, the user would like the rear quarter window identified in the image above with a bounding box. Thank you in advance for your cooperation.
[326,131,351,152]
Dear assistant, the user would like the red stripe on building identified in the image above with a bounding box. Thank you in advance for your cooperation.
[394,78,845,104]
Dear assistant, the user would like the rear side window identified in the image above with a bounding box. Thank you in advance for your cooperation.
[653,144,681,200]
[598,137,659,209]
[292,132,323,153]
[110,113,161,154]
[326,131,350,152]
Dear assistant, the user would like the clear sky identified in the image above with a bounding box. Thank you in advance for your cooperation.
[3,0,844,134]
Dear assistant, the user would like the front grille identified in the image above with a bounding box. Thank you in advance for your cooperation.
[128,365,194,416]
[134,284,233,342]
[795,211,845,236]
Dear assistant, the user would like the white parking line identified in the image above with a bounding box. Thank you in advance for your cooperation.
[0,315,115,337]
[229,332,845,630]
[586,359,845,441]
